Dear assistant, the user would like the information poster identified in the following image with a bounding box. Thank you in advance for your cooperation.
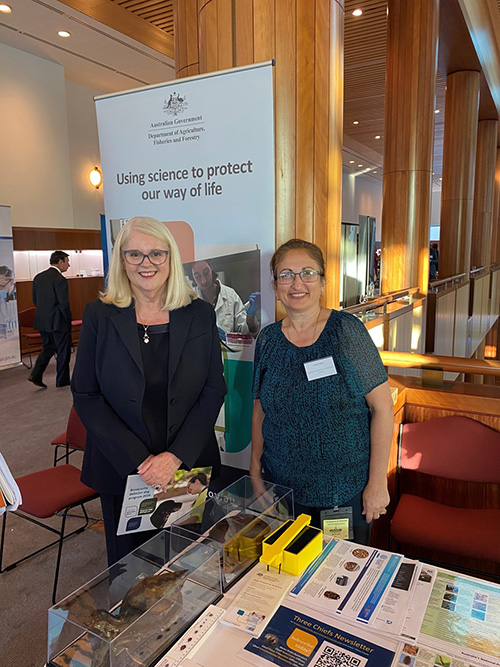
[95,63,275,468]
[0,205,20,369]
[418,570,500,667]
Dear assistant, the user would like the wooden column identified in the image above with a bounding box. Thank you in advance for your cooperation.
[439,71,480,279]
[492,148,500,266]
[381,0,439,295]
[173,0,344,307]
[471,120,497,270]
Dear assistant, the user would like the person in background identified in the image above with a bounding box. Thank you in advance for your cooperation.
[191,259,260,340]
[250,239,394,545]
[72,217,226,564]
[430,243,439,280]
[29,251,72,388]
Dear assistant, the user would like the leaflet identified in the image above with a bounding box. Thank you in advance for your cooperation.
[371,560,422,637]
[394,642,476,667]
[117,467,211,535]
[338,549,403,625]
[221,562,296,636]
[400,565,437,642]
[418,569,500,667]
[239,602,398,667]
[288,539,377,617]
[0,451,21,514]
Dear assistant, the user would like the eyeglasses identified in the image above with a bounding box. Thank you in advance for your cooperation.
[122,249,169,265]
[275,269,323,285]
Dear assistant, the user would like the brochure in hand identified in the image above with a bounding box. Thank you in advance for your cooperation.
[117,466,212,535]
[0,451,21,514]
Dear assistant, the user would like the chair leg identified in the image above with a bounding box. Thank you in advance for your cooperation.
[52,509,68,605]
[0,512,7,573]
[24,338,34,369]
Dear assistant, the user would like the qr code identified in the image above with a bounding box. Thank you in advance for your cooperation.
[309,641,368,667]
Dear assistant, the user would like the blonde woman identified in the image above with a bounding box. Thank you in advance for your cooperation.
[72,217,226,564]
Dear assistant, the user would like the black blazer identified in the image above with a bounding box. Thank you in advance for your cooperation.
[32,267,72,332]
[71,298,226,495]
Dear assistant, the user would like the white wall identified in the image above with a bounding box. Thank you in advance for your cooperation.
[342,171,383,239]
[0,42,103,230]
[66,80,104,229]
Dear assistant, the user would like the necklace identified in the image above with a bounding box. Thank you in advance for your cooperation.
[142,324,150,344]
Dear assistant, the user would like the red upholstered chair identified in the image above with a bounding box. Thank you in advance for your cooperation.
[390,416,500,578]
[18,307,42,369]
[51,406,87,466]
[0,464,98,604]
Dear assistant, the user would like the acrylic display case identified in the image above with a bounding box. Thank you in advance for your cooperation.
[47,531,222,667]
[170,475,294,591]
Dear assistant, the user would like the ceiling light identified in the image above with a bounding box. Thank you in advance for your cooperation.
[349,160,355,164]
[58,30,71,38]
[353,120,359,125]
[357,164,363,168]
[352,9,363,16]
[434,109,440,114]
[373,171,378,174]
[89,167,102,189]
[0,5,12,12]
[375,135,381,139]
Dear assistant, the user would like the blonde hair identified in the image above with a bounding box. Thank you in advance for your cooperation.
[100,216,196,310]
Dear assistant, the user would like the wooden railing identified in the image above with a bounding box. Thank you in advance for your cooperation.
[380,350,500,376]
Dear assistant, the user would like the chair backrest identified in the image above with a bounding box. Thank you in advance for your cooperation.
[66,407,87,451]
[400,416,500,484]
[18,307,36,328]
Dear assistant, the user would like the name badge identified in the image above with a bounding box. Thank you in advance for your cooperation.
[304,356,337,381]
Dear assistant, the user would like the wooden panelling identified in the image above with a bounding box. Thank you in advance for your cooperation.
[16,277,103,321]
[12,227,102,251]
[174,0,199,77]
[440,70,480,279]
[454,282,469,356]
[434,290,455,356]
[57,0,175,58]
[471,119,497,270]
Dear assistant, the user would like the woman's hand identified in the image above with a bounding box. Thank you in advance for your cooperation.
[137,452,182,490]
[362,479,390,523]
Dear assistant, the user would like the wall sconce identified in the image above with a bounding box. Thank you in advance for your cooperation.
[89,167,103,189]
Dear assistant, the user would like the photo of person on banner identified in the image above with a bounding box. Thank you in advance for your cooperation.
[190,258,260,341]
[0,265,16,340]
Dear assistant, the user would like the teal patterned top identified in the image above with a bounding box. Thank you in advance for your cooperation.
[252,310,387,506]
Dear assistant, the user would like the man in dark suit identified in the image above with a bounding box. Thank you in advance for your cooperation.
[29,251,72,388]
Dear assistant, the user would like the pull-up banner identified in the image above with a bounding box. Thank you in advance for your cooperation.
[95,62,275,468]
[0,205,20,370]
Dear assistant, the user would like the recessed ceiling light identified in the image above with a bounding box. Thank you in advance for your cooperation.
[349,160,355,164]
[373,171,378,174]
[375,135,381,139]
[434,109,440,114]
[353,120,359,125]
[357,164,363,167]
[352,9,363,16]
[0,4,12,12]
[58,30,71,38]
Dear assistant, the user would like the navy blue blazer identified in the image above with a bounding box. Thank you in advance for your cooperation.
[71,297,226,495]
[32,267,72,332]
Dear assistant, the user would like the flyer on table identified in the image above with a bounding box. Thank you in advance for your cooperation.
[239,604,398,667]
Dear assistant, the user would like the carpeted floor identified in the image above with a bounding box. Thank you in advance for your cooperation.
[0,355,107,667]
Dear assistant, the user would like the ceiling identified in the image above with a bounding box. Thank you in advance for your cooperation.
[1,0,498,185]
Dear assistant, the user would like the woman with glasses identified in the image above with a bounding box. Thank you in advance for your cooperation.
[250,239,393,545]
[72,217,226,564]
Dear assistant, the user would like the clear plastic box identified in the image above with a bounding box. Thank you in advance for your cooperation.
[47,531,222,667]
[170,475,294,590]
